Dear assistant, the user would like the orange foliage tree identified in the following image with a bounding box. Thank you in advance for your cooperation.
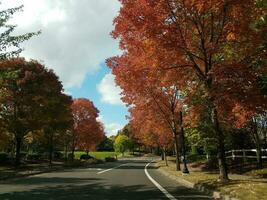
[108,53,189,171]
[71,98,104,157]
[109,0,267,181]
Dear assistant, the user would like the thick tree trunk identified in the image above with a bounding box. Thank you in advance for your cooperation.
[213,108,229,181]
[173,131,181,171]
[180,111,189,174]
[15,137,22,168]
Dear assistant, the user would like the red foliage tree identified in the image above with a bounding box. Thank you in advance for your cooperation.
[71,98,104,156]
[109,0,267,181]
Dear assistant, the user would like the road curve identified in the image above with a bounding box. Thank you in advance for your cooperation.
[0,157,213,200]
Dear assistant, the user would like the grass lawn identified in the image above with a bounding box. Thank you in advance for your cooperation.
[158,157,267,200]
[74,151,120,160]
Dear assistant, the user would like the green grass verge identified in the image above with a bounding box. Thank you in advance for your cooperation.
[74,151,120,160]
[158,157,267,200]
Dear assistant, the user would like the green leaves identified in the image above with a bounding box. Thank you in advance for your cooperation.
[0,4,40,59]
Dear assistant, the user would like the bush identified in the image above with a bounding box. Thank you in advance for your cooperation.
[87,158,104,164]
[205,156,218,170]
[54,151,63,159]
[0,153,9,163]
[105,157,117,162]
[27,153,42,161]
[187,154,206,163]
[20,152,27,160]
[68,153,74,160]
[80,154,94,160]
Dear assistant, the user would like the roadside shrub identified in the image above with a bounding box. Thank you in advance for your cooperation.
[27,153,42,161]
[105,157,117,162]
[80,154,93,160]
[87,158,104,164]
[20,152,27,160]
[187,154,206,163]
[0,153,9,163]
[68,153,74,160]
[205,156,218,170]
[54,151,63,159]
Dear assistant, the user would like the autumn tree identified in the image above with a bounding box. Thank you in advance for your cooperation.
[0,4,40,59]
[41,93,73,165]
[130,104,173,166]
[0,58,68,167]
[108,53,189,171]
[114,134,131,156]
[110,0,267,181]
[71,98,104,157]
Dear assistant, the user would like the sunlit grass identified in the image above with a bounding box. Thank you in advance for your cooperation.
[157,158,267,200]
[74,151,120,160]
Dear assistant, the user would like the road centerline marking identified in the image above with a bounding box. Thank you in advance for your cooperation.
[97,163,130,174]
[145,161,177,200]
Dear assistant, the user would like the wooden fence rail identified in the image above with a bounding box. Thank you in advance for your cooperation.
[226,149,267,160]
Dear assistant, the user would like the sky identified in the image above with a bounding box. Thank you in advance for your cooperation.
[0,0,128,136]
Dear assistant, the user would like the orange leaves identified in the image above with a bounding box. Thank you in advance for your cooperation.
[71,98,104,151]
[109,0,266,145]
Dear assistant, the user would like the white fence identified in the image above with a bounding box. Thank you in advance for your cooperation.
[226,149,267,160]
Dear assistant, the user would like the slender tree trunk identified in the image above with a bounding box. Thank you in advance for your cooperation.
[180,111,189,174]
[71,134,75,162]
[161,148,164,161]
[15,137,22,168]
[164,148,168,166]
[86,150,89,156]
[48,133,54,167]
[252,119,263,169]
[213,108,229,181]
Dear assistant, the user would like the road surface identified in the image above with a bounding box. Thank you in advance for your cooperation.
[0,157,213,200]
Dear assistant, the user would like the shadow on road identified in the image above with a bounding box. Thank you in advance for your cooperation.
[0,179,164,200]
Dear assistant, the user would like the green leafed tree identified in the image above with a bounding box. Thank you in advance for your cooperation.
[114,135,131,156]
[0,4,40,60]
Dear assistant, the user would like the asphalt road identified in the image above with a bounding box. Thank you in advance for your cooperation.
[0,157,213,200]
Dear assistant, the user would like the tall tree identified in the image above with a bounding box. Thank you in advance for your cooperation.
[71,98,104,156]
[0,58,66,167]
[110,0,267,181]
[0,4,40,59]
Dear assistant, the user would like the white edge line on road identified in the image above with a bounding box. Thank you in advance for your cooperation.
[97,163,129,174]
[145,161,177,200]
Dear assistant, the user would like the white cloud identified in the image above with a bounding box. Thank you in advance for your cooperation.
[1,0,121,88]
[97,73,124,105]
[104,123,123,136]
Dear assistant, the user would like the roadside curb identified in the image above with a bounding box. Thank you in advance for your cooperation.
[157,166,239,200]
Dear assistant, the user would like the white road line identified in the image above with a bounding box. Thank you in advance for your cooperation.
[145,161,177,200]
[97,163,129,174]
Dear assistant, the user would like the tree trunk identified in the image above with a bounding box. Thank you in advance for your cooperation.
[256,145,263,169]
[173,131,181,171]
[252,118,263,169]
[164,148,168,166]
[180,111,189,174]
[15,137,22,168]
[161,149,164,161]
[71,134,75,162]
[48,133,54,167]
[213,108,229,181]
